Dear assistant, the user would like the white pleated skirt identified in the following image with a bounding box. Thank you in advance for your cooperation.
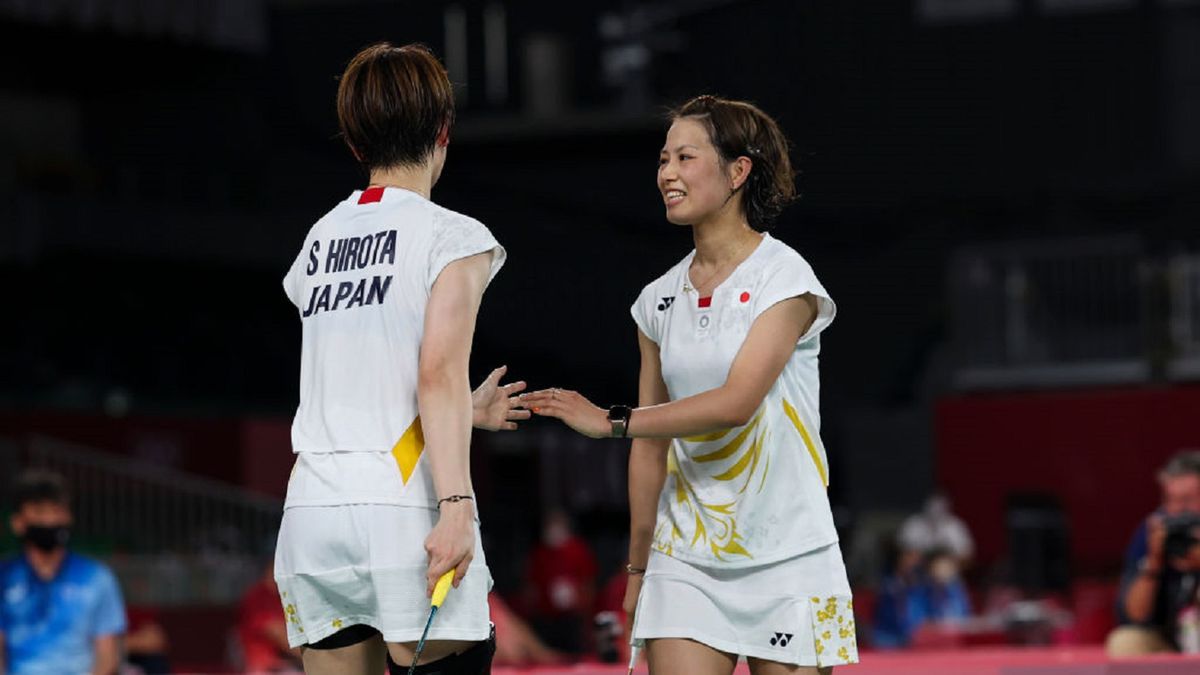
[632,544,859,667]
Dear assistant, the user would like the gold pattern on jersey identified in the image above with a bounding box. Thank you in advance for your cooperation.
[682,427,733,443]
[692,411,761,464]
[391,416,425,484]
[654,407,770,561]
[782,398,828,487]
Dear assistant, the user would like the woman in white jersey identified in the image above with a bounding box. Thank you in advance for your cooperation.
[524,95,858,674]
[274,43,525,675]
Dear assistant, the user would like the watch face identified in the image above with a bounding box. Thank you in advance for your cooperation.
[608,405,631,421]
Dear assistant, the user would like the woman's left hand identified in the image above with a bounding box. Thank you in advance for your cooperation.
[472,365,531,431]
[522,388,610,439]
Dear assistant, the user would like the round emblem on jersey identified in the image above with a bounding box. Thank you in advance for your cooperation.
[699,315,711,329]
[740,292,751,303]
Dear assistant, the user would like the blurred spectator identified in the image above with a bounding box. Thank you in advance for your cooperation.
[0,469,126,675]
[872,543,925,648]
[124,606,170,674]
[237,560,301,674]
[898,493,975,567]
[1108,450,1200,657]
[523,509,597,654]
[872,545,972,648]
[488,594,564,666]
[924,549,973,622]
[594,569,634,664]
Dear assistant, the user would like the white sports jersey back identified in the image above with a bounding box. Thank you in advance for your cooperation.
[281,186,504,507]
[631,234,838,569]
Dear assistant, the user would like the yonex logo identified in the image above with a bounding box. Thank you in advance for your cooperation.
[657,297,675,311]
[770,632,793,647]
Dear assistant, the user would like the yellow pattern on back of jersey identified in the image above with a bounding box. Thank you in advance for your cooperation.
[391,417,424,484]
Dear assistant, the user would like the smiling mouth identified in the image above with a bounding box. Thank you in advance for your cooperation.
[664,190,686,206]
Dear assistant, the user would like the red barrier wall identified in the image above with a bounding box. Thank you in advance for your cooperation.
[0,411,293,499]
[935,386,1200,573]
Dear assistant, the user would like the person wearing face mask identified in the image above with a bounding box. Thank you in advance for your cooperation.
[918,551,971,629]
[872,547,970,649]
[521,510,597,655]
[1,469,126,675]
[897,494,974,569]
[523,96,857,674]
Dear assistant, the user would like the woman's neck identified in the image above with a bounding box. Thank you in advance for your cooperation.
[368,164,434,199]
[691,208,761,268]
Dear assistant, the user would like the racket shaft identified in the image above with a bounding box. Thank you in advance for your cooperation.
[407,607,439,675]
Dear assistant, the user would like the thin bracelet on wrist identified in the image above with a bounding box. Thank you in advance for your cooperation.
[626,563,646,575]
[437,494,473,509]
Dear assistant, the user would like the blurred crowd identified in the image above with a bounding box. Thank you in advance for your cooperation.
[870,495,975,648]
[5,452,1200,673]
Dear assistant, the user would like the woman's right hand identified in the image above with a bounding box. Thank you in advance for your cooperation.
[521,388,611,439]
[424,501,476,595]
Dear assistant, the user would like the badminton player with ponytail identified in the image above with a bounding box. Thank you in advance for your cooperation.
[525,96,858,674]
[273,43,524,675]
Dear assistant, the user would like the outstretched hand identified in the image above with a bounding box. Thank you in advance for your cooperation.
[473,365,531,431]
[521,388,610,438]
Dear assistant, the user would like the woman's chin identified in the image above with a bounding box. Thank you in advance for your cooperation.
[664,209,691,226]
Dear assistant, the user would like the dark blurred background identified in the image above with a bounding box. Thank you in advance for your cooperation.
[2,0,1199,671]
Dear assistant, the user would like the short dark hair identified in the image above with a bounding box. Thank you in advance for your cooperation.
[12,469,70,511]
[1160,450,1200,482]
[670,95,797,231]
[336,42,455,171]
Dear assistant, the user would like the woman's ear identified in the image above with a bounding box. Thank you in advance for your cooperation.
[436,119,451,148]
[729,155,753,191]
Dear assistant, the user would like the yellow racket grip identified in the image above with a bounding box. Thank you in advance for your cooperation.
[431,570,454,608]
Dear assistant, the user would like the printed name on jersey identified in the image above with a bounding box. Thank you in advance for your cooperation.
[301,230,398,318]
[306,230,398,274]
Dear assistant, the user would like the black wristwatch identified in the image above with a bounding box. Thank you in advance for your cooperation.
[608,405,633,438]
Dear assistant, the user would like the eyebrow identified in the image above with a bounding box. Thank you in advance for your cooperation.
[660,144,702,154]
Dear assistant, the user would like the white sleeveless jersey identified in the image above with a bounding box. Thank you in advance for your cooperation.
[281,186,505,507]
[631,234,838,569]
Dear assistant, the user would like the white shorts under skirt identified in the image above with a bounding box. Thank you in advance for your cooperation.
[632,544,859,667]
[274,504,493,649]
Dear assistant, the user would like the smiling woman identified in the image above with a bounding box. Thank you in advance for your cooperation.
[524,95,857,675]
[659,95,796,233]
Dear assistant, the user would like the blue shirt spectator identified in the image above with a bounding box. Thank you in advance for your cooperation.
[873,548,972,648]
[1,469,126,675]
[0,552,127,674]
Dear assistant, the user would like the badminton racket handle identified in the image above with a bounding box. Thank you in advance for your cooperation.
[431,570,454,607]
